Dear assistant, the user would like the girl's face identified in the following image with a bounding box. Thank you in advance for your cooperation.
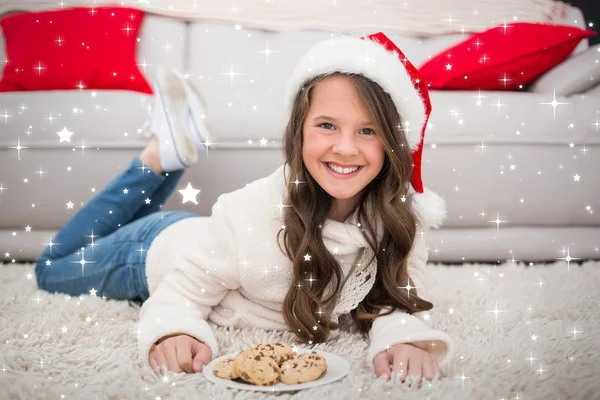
[302,76,385,221]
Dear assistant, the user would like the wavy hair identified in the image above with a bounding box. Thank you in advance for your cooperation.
[276,72,434,344]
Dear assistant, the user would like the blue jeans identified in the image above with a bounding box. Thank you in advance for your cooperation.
[34,155,198,303]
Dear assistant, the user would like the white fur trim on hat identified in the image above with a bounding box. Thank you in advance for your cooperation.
[410,187,447,230]
[284,34,426,151]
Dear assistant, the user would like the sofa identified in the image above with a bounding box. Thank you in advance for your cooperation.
[1,5,599,264]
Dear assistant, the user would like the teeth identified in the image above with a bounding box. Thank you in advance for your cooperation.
[326,163,359,174]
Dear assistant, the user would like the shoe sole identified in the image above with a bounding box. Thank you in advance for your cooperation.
[173,70,214,147]
[188,84,213,145]
[155,71,198,167]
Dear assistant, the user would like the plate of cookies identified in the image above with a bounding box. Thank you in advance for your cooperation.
[203,342,350,392]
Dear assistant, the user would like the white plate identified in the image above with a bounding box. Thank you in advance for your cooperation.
[203,348,351,392]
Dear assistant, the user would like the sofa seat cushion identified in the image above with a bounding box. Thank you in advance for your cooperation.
[0,89,152,146]
[426,90,600,146]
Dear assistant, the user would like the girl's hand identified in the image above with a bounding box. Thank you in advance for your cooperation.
[373,343,441,385]
[149,333,211,374]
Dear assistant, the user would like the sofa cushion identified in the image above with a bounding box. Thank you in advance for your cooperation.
[424,90,600,145]
[184,24,503,144]
[135,14,188,85]
[0,6,152,93]
[0,13,187,87]
[183,22,600,146]
[530,43,600,96]
[418,23,595,91]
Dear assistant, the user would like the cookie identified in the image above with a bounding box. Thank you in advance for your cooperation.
[254,343,296,366]
[297,351,328,372]
[279,352,327,385]
[234,348,280,386]
[213,358,238,380]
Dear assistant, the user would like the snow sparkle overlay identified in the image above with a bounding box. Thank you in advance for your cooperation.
[1,4,599,399]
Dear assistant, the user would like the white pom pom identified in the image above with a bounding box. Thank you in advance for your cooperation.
[410,187,447,230]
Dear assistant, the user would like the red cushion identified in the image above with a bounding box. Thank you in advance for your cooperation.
[418,23,596,90]
[0,6,152,93]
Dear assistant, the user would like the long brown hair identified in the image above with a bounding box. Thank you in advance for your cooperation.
[276,72,433,344]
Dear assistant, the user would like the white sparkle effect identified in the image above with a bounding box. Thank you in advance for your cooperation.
[69,247,97,276]
[8,138,30,161]
[539,89,569,119]
[221,61,244,86]
[556,246,581,271]
[489,212,507,231]
[257,40,279,64]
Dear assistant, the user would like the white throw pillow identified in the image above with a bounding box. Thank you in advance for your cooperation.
[530,43,600,97]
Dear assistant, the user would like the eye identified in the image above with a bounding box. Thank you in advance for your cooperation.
[361,128,375,136]
[317,123,375,136]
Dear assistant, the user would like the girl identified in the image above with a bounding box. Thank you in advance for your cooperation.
[35,32,454,384]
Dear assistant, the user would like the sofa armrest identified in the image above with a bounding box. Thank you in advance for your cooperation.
[529,43,600,97]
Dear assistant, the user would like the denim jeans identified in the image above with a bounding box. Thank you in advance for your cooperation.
[34,155,198,303]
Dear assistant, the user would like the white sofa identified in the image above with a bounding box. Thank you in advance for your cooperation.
[1,6,599,263]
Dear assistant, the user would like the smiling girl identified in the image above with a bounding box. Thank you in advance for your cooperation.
[35,32,453,385]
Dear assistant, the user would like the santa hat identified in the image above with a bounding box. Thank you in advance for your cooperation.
[284,32,446,229]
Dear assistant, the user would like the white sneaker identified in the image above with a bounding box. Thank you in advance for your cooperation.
[141,100,200,149]
[149,67,198,172]
[172,70,215,151]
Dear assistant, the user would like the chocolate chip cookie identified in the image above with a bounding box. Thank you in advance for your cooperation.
[279,352,327,385]
[254,342,296,366]
[213,358,238,379]
[297,351,328,371]
[234,348,281,386]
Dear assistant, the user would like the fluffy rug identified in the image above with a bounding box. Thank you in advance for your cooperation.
[1,260,599,400]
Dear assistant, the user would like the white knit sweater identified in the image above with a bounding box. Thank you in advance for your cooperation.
[138,163,454,371]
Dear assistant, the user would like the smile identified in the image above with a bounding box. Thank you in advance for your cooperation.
[323,162,363,179]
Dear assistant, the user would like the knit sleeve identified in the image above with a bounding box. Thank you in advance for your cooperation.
[136,194,240,370]
[365,231,454,370]
[407,231,432,300]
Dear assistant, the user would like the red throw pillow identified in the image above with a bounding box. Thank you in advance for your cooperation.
[0,6,152,93]
[418,23,596,90]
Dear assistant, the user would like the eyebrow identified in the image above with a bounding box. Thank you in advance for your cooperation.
[312,115,374,126]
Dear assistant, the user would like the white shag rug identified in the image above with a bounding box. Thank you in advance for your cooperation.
[1,261,599,400]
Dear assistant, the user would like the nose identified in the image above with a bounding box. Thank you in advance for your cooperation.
[332,132,359,156]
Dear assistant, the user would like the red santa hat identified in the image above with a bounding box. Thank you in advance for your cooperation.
[284,32,446,229]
